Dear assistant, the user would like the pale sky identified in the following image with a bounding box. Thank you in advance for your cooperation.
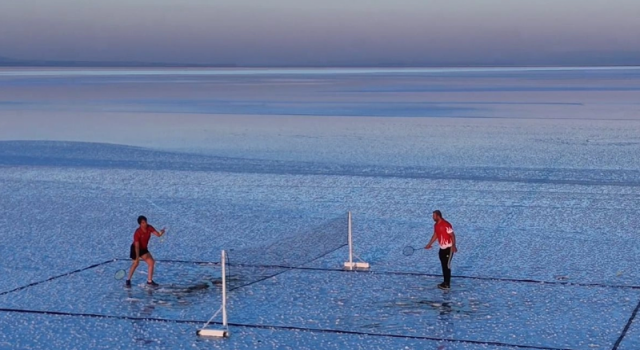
[1,0,639,66]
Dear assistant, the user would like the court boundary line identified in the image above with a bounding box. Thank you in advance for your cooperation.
[611,299,640,350]
[152,258,640,291]
[0,307,578,350]
[4,258,635,299]
[0,259,116,296]
[1,258,637,349]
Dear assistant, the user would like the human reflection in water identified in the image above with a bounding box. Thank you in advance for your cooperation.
[124,287,158,346]
[435,291,454,349]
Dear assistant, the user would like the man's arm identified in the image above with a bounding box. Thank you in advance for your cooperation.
[152,229,165,237]
[450,231,457,253]
[134,241,140,259]
[151,226,165,237]
[425,231,437,249]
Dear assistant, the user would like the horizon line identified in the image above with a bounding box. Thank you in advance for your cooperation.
[2,64,640,69]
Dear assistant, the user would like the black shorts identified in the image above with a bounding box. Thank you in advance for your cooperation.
[130,244,150,260]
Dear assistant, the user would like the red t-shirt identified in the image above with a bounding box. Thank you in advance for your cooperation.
[133,225,155,250]
[434,219,454,248]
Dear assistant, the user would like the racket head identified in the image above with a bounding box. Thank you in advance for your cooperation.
[160,226,169,242]
[402,246,416,256]
[114,269,126,280]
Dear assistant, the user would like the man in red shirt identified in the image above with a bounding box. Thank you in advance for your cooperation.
[126,215,165,287]
[425,210,457,290]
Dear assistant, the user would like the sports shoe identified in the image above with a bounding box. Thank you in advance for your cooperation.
[437,283,450,290]
[125,280,131,287]
[147,280,159,287]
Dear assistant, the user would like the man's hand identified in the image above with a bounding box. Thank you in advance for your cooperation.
[425,244,432,250]
[452,245,458,253]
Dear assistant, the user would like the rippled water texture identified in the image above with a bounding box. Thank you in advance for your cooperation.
[1,67,639,349]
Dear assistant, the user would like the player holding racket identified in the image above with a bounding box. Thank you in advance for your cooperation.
[425,210,457,290]
[125,215,165,287]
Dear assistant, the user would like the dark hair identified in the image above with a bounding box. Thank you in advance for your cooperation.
[137,215,147,225]
[433,210,442,218]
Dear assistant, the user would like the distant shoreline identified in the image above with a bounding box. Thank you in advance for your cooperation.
[0,62,235,68]
[1,65,639,69]
[0,57,638,70]
[1,62,639,78]
[1,64,640,68]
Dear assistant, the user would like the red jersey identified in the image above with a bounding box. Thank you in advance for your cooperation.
[133,225,155,250]
[434,219,454,248]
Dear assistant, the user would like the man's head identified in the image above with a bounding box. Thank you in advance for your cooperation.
[432,210,442,222]
[137,215,147,227]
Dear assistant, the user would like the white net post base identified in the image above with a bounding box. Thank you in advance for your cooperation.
[197,250,230,338]
[196,329,229,338]
[343,211,370,271]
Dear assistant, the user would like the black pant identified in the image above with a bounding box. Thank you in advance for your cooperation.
[439,247,453,286]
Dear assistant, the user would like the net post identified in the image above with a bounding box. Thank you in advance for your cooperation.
[348,211,353,265]
[343,211,369,270]
[196,250,229,338]
[221,249,227,327]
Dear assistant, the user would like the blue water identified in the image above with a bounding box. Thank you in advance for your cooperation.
[1,67,640,349]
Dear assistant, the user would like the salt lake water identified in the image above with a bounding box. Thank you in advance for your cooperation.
[1,67,639,349]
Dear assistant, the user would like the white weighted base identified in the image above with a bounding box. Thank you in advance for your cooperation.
[344,261,370,270]
[196,329,229,338]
